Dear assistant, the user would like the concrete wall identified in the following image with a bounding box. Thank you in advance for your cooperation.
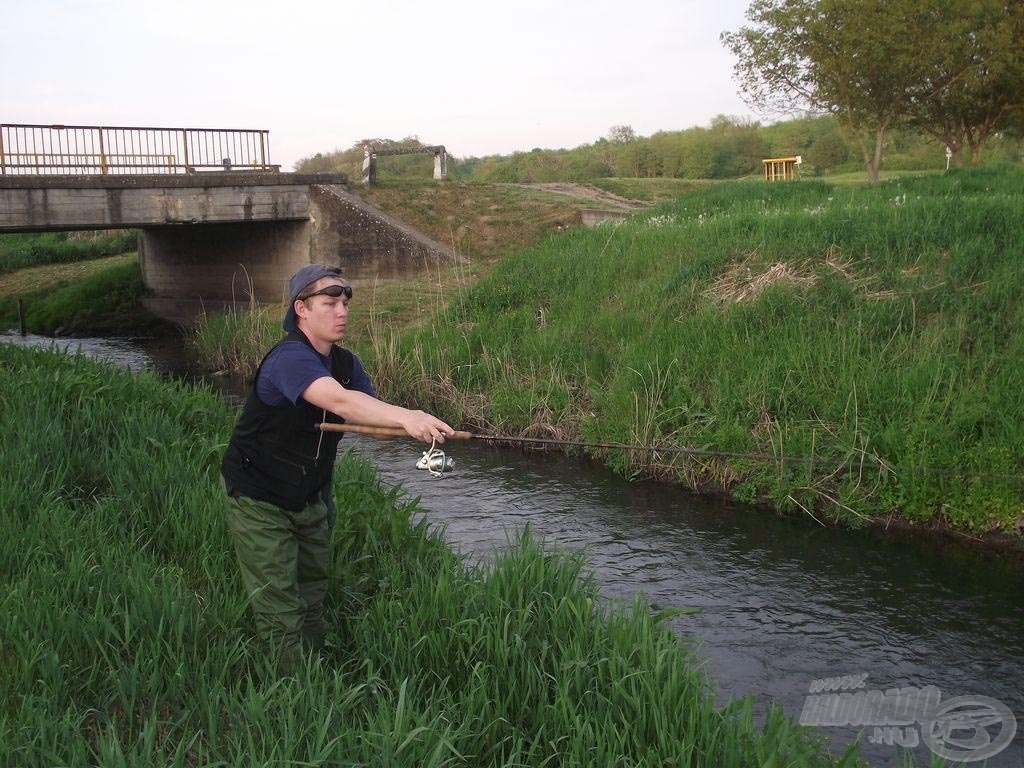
[580,208,633,227]
[308,185,459,281]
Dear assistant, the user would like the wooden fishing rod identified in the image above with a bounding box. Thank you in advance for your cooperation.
[318,422,803,461]
[317,422,1024,483]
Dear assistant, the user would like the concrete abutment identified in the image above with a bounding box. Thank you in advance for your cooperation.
[0,173,460,325]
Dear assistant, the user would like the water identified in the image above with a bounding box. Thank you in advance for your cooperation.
[6,331,1023,766]
[347,437,1024,767]
[1,330,187,373]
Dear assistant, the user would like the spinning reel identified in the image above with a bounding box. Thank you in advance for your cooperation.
[415,437,455,477]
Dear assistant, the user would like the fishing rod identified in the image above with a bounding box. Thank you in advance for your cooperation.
[318,422,1024,485]
[320,422,786,460]
[318,422,742,477]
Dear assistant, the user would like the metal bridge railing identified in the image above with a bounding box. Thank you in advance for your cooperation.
[0,123,279,176]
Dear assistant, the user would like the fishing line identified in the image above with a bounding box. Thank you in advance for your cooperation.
[318,423,1023,484]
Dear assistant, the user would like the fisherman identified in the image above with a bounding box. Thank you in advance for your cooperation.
[220,263,454,674]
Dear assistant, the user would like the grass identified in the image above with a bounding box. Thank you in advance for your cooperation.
[0,256,169,335]
[0,344,863,766]
[0,230,138,274]
[360,180,603,262]
[182,166,1024,535]
[359,165,1023,535]
[0,252,136,298]
[592,177,717,202]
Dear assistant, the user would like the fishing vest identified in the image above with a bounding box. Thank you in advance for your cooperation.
[220,332,354,511]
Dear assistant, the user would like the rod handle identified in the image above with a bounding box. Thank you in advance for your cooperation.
[318,423,474,440]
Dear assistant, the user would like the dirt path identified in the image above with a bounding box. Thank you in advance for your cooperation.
[513,182,651,211]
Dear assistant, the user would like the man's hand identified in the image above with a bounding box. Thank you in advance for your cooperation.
[400,411,455,444]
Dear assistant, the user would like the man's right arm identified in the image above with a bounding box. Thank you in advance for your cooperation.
[302,376,454,444]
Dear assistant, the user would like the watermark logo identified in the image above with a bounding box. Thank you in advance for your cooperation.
[799,674,1017,763]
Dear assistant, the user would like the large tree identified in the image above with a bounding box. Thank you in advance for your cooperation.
[901,1,1024,167]
[722,0,963,182]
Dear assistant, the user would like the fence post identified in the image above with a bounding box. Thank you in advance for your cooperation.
[98,128,108,175]
[181,129,190,173]
[0,127,6,175]
[259,131,267,171]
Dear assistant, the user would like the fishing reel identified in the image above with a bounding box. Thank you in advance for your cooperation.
[415,437,455,477]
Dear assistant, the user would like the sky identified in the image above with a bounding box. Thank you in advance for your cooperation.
[2,0,757,170]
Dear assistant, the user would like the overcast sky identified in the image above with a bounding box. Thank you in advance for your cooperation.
[2,0,757,170]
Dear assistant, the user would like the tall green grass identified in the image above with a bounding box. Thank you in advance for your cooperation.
[0,230,138,274]
[187,300,285,376]
[375,165,1024,533]
[1,345,860,766]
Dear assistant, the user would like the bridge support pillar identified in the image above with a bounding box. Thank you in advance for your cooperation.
[138,220,311,324]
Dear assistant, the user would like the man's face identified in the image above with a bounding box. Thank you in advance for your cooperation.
[296,277,351,343]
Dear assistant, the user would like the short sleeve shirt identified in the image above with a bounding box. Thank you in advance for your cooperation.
[255,340,376,407]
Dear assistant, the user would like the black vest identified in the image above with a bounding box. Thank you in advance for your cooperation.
[220,332,354,511]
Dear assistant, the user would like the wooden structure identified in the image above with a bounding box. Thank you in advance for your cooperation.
[762,156,801,181]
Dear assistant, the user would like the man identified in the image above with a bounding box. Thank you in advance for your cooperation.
[220,263,454,674]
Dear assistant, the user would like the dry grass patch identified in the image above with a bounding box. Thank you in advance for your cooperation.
[704,247,899,305]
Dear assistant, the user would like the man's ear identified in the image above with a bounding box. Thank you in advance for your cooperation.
[293,299,309,322]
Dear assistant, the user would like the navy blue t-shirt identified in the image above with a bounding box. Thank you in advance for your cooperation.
[255,340,376,407]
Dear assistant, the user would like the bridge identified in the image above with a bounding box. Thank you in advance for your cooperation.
[0,124,457,323]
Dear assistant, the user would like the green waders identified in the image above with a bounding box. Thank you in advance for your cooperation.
[223,480,331,676]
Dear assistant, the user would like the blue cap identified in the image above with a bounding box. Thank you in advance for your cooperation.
[282,264,343,331]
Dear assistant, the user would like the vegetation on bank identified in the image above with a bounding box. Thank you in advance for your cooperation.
[1,344,861,766]
[363,165,1020,536]
[0,256,168,335]
[0,230,137,274]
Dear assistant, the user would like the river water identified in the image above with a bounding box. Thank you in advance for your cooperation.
[5,330,1023,767]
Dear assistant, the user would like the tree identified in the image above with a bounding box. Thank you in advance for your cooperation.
[607,125,637,144]
[900,1,1024,167]
[722,0,959,182]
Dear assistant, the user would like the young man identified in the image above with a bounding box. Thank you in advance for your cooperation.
[220,263,454,674]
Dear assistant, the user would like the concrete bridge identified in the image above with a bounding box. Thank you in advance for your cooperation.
[0,124,458,324]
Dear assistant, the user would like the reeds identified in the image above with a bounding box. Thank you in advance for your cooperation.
[1,344,859,765]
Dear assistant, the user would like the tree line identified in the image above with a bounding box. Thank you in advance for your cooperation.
[294,114,1021,184]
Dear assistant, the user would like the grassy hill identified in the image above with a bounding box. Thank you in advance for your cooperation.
[361,166,1024,537]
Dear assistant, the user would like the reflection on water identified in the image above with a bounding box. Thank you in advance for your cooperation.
[2,331,174,372]
[6,332,1023,766]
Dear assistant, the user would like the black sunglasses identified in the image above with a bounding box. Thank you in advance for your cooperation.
[301,284,353,301]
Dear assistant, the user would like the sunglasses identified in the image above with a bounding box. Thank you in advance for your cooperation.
[301,284,353,301]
